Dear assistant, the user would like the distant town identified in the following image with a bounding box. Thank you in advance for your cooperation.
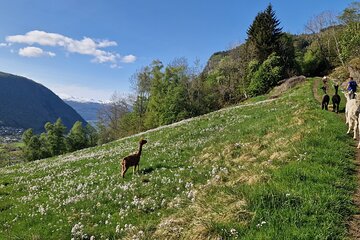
[0,126,24,143]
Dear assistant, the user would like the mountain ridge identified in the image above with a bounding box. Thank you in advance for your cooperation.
[0,71,86,133]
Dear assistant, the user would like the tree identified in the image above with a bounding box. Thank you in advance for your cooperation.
[144,60,165,129]
[278,33,299,76]
[247,53,283,96]
[66,121,87,152]
[144,59,192,128]
[45,118,67,156]
[84,124,98,147]
[338,2,360,61]
[304,11,338,71]
[338,2,360,24]
[24,135,42,161]
[130,66,152,132]
[97,93,131,143]
[22,129,34,146]
[247,4,283,62]
[39,132,51,158]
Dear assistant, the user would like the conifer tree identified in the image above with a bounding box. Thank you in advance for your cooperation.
[45,118,67,156]
[66,121,87,152]
[247,4,283,62]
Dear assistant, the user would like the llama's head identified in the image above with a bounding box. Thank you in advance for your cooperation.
[139,139,147,145]
[320,86,327,93]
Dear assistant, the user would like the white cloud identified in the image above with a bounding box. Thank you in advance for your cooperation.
[6,30,136,66]
[110,63,123,69]
[121,54,136,63]
[0,42,11,47]
[18,46,56,57]
[97,40,118,48]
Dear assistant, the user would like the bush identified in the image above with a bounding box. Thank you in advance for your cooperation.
[247,53,283,96]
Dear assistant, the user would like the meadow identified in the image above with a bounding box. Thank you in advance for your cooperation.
[0,79,356,239]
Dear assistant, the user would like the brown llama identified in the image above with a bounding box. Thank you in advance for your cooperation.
[121,139,147,178]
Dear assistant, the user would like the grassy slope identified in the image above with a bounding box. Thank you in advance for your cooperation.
[0,142,24,167]
[0,79,356,239]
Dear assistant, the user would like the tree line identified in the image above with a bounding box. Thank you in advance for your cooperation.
[22,119,97,161]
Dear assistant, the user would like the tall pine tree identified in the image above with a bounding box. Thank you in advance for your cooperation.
[247,4,283,63]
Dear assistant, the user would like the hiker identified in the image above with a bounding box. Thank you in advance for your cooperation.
[347,76,357,99]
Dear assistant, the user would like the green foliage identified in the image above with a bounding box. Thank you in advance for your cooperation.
[96,94,131,144]
[22,119,99,160]
[339,22,360,61]
[84,124,98,147]
[66,121,87,152]
[24,135,42,161]
[278,33,299,76]
[302,47,329,76]
[21,128,33,146]
[247,54,283,96]
[45,118,67,156]
[247,4,283,62]
[338,2,360,24]
[39,132,51,158]
[145,59,192,129]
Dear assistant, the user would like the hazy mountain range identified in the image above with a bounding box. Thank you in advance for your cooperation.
[62,97,105,125]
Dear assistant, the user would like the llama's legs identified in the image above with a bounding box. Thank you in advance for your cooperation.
[358,120,360,148]
[347,119,353,134]
[354,119,359,139]
[346,110,349,124]
[122,167,128,178]
[325,103,328,110]
[333,103,336,112]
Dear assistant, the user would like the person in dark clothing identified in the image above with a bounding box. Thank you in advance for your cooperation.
[347,77,357,99]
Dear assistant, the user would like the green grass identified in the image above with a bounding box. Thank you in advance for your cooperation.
[0,79,356,239]
[0,142,24,167]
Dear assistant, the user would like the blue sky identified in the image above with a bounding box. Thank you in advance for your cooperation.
[0,0,355,101]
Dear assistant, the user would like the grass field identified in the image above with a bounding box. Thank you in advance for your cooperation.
[0,142,24,168]
[0,78,356,239]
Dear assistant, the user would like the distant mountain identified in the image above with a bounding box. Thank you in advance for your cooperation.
[0,71,86,133]
[63,98,105,124]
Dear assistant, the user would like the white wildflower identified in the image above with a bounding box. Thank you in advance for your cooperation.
[230,228,238,236]
[116,225,120,233]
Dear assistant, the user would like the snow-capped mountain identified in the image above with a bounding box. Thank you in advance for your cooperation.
[59,94,111,104]
[61,95,109,124]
